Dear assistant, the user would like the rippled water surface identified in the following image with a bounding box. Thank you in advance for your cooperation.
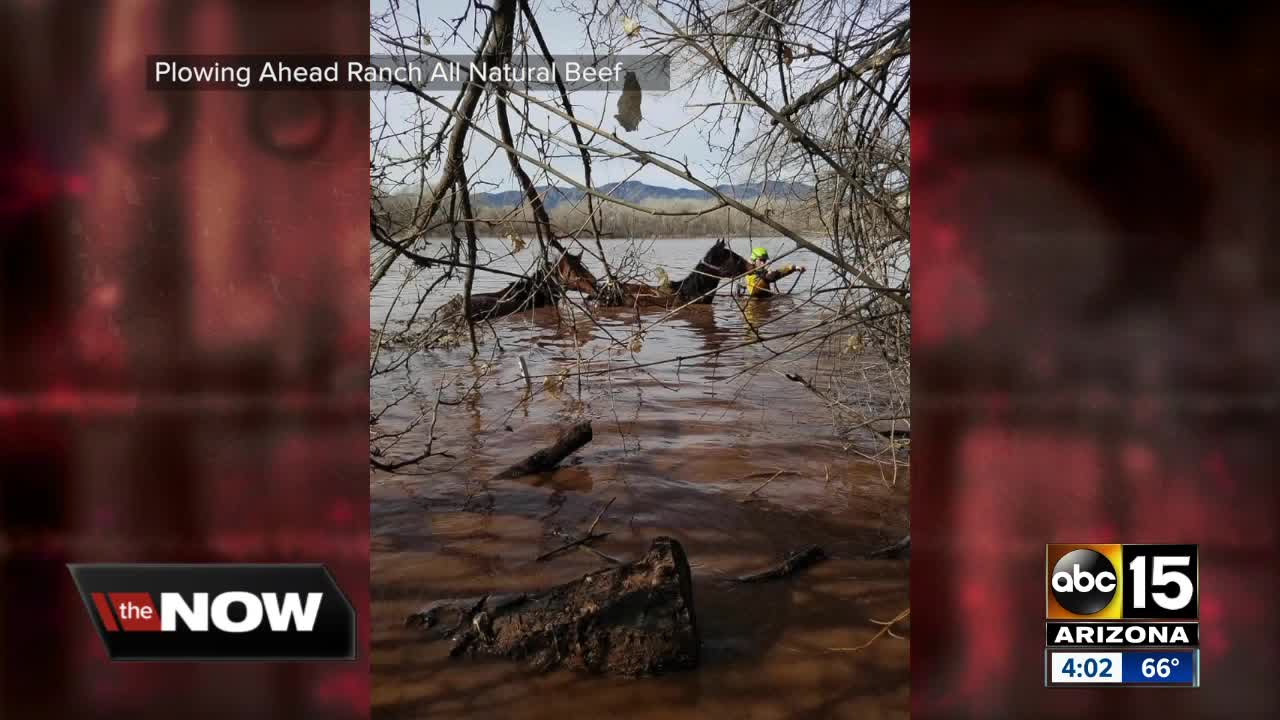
[370,237,909,719]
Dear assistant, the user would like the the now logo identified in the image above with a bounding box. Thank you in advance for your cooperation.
[90,591,323,633]
[70,564,356,661]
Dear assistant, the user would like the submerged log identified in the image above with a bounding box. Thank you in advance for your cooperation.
[491,421,593,480]
[733,544,827,583]
[406,537,700,676]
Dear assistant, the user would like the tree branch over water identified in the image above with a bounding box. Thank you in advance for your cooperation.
[370,0,910,472]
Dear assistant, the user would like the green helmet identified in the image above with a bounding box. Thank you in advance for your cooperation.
[750,247,769,261]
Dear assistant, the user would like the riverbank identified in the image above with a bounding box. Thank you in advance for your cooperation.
[374,196,833,241]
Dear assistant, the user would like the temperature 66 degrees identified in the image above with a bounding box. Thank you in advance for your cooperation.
[1121,652,1197,684]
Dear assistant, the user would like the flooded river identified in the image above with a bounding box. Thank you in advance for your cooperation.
[370,237,909,719]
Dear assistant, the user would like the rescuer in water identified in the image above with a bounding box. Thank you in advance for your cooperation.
[743,247,805,298]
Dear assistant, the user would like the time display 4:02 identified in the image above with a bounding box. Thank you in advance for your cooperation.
[1049,652,1123,684]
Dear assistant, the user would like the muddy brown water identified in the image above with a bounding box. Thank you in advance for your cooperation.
[371,237,909,719]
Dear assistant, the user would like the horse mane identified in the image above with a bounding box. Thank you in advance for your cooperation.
[671,258,721,300]
[670,239,746,302]
[589,239,743,308]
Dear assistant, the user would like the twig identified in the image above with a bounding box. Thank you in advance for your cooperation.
[536,531,611,562]
[725,468,799,483]
[370,450,447,472]
[867,535,910,558]
[537,496,617,563]
[733,545,827,583]
[517,356,532,389]
[586,497,616,536]
[830,608,910,651]
[742,470,786,500]
[552,528,621,564]
[577,544,621,564]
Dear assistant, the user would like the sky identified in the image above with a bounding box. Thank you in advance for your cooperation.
[369,0,768,193]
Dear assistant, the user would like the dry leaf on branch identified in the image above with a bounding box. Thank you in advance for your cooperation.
[614,71,643,132]
[507,231,526,253]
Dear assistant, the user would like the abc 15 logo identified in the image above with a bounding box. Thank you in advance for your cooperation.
[1046,544,1199,620]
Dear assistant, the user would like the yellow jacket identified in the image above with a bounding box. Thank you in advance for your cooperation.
[745,264,800,297]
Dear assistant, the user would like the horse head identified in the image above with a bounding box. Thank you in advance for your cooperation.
[702,238,751,279]
[556,249,599,294]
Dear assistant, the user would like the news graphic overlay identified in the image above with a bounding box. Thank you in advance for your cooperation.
[1044,544,1199,687]
[145,54,671,92]
[68,564,357,661]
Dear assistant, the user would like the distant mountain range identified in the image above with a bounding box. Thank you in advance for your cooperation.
[470,180,813,208]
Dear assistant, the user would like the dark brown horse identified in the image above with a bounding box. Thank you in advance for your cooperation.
[440,250,598,324]
[592,239,751,308]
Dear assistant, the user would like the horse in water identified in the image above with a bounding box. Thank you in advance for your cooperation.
[592,239,751,308]
[452,249,597,322]
[399,250,597,350]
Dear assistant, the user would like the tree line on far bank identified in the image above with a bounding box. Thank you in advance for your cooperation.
[374,191,837,239]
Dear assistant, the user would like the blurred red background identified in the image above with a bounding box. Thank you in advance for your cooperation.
[913,2,1280,718]
[1,2,368,718]
[7,1,1280,718]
